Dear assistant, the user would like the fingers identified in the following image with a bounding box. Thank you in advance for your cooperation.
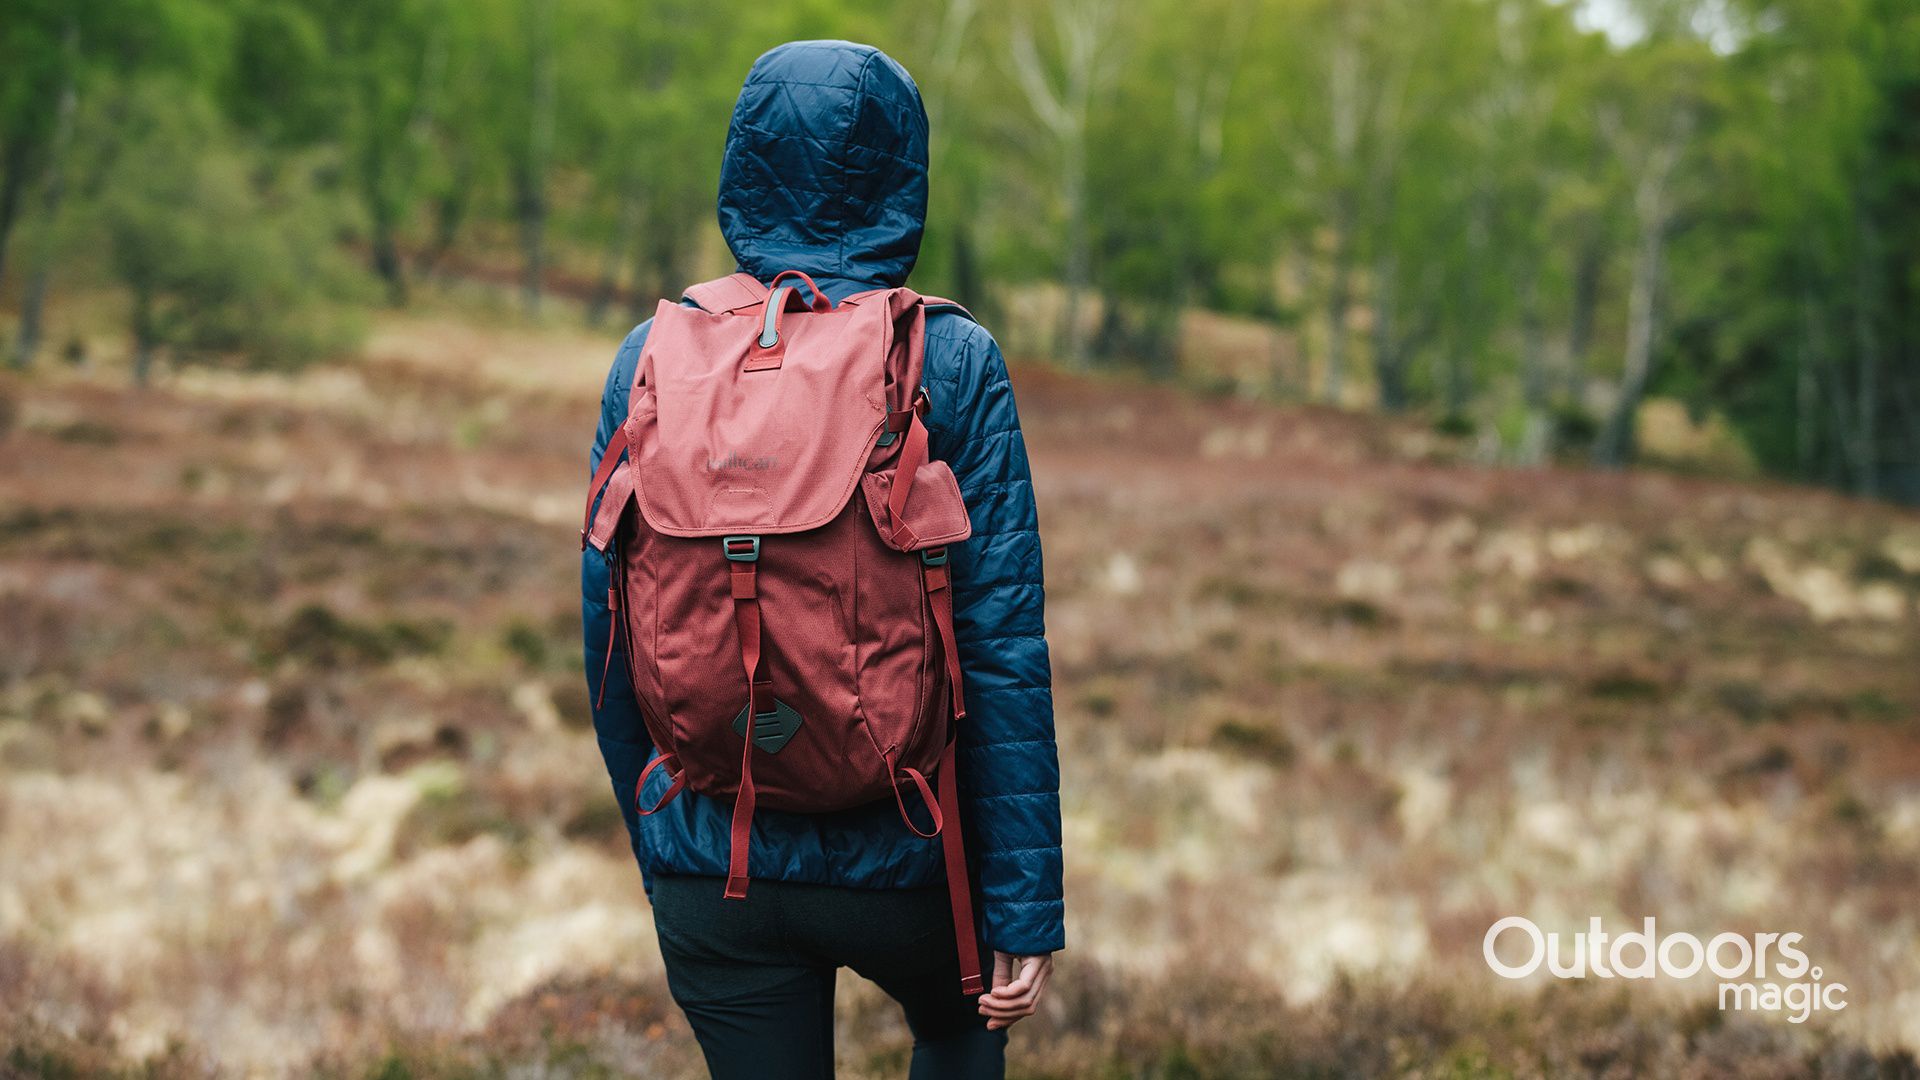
[980,966,1047,1030]
[978,954,1052,1030]
[979,983,1036,1014]
[996,955,1040,998]
[980,961,1044,1011]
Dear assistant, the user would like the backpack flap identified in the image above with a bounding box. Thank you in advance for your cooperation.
[628,288,898,537]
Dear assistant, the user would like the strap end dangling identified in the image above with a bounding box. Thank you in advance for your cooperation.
[634,753,686,816]
[725,714,758,900]
[595,611,618,710]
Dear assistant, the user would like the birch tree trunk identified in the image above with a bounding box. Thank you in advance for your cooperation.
[586,190,638,328]
[1324,206,1354,406]
[1850,209,1882,497]
[1061,118,1089,366]
[1012,0,1113,368]
[1443,193,1490,418]
[0,133,31,296]
[418,154,473,283]
[517,0,556,317]
[130,282,157,386]
[1517,268,1552,465]
[11,16,78,369]
[1371,248,1405,411]
[926,0,983,310]
[1594,122,1683,468]
[1563,226,1605,399]
[1322,25,1361,405]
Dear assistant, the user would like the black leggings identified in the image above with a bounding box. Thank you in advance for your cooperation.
[651,874,1005,1080]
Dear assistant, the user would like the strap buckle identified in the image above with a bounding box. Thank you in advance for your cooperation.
[919,546,949,567]
[723,535,761,562]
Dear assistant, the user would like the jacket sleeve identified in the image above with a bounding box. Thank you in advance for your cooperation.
[926,321,1064,957]
[583,321,655,892]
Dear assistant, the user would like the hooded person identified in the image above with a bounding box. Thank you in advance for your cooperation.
[581,40,1061,1079]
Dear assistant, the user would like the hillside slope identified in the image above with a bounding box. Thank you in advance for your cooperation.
[2,308,1918,1076]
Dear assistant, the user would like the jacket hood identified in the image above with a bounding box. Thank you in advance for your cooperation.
[717,40,928,290]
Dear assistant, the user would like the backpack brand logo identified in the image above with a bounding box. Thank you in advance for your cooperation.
[705,451,777,472]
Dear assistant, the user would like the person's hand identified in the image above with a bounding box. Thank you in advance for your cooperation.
[977,951,1053,1031]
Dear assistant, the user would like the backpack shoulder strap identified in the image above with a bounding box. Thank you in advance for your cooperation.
[841,288,974,323]
[918,295,975,322]
[681,272,766,314]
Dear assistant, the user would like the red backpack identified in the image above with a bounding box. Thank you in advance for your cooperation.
[582,270,984,994]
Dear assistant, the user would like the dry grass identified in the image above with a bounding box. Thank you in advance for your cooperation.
[1,302,1918,1077]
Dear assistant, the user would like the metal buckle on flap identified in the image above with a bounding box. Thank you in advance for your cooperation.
[723,535,761,562]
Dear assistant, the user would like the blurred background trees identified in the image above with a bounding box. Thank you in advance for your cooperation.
[0,0,1914,499]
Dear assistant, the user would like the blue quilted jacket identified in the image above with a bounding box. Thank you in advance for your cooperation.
[581,40,1063,957]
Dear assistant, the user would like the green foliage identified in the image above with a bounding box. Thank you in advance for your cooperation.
[84,83,364,375]
[0,0,1912,496]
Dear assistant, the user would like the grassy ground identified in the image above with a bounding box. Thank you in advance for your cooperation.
[2,298,1919,1077]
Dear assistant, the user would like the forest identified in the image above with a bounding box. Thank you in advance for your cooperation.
[2,0,1916,498]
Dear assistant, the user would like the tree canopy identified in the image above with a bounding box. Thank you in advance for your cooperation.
[0,0,1914,496]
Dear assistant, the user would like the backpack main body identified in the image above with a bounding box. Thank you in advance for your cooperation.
[582,271,984,994]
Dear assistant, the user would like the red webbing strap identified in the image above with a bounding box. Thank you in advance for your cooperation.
[726,551,765,899]
[682,271,767,314]
[585,466,633,552]
[886,404,931,547]
[581,425,630,549]
[726,730,757,899]
[938,739,984,996]
[918,524,981,993]
[595,549,620,709]
[731,560,767,713]
[890,758,943,839]
[634,753,686,815]
[923,555,967,720]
